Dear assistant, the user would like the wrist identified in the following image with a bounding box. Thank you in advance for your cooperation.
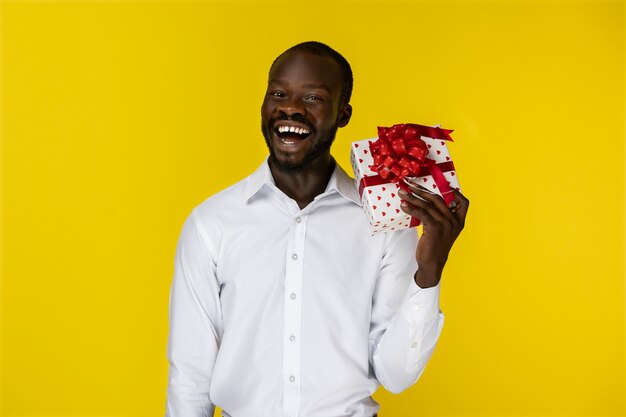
[414,268,442,288]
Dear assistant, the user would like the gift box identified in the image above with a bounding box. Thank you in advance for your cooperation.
[350,123,461,234]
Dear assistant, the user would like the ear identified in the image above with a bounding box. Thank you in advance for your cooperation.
[337,104,352,128]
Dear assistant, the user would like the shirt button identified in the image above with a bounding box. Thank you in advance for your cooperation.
[292,253,298,260]
[411,342,418,348]
[412,304,420,311]
[289,335,296,342]
[295,217,302,223]
[290,293,296,300]
[289,375,296,382]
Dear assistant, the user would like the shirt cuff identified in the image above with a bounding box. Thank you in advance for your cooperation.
[399,278,441,324]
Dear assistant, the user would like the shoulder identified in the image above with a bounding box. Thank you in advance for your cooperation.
[193,176,250,221]
[382,227,419,256]
[179,171,255,252]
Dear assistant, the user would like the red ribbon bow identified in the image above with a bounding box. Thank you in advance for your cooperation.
[362,123,456,206]
[370,124,430,187]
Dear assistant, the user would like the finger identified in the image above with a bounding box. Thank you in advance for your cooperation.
[452,188,469,206]
[400,199,438,226]
[450,189,469,224]
[399,189,448,224]
[406,183,457,223]
[402,185,457,229]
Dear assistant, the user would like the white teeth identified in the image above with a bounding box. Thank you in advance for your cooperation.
[276,125,311,135]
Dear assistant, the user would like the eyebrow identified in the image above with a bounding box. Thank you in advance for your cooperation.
[302,83,331,92]
[269,79,331,93]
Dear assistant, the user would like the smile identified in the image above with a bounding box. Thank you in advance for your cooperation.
[277,125,310,135]
[273,122,312,146]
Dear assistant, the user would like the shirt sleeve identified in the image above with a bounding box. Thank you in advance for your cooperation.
[368,228,445,394]
[165,209,222,417]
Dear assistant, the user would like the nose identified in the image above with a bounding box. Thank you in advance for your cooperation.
[276,95,306,117]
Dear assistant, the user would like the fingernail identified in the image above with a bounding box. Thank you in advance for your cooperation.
[398,190,408,196]
[448,201,457,209]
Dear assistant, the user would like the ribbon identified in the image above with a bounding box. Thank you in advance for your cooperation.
[360,123,456,210]
[358,161,456,196]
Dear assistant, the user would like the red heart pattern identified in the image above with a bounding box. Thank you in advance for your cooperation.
[350,130,460,234]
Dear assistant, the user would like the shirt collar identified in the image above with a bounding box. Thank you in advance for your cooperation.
[324,160,362,205]
[244,156,362,206]
[243,156,276,201]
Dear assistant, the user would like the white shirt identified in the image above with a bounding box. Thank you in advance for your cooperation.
[165,157,445,417]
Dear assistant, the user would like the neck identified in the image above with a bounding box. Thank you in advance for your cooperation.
[269,153,336,210]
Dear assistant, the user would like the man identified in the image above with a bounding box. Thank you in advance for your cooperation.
[165,41,469,417]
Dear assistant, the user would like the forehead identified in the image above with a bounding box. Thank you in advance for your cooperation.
[268,51,343,95]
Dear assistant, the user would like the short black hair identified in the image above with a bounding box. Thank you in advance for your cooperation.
[270,41,353,107]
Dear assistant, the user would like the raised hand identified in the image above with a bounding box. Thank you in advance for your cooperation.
[398,184,469,288]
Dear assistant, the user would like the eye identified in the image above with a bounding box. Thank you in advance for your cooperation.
[305,95,324,102]
[268,91,285,98]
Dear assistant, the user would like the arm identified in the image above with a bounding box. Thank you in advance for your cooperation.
[165,209,223,417]
[370,187,469,393]
[369,229,445,394]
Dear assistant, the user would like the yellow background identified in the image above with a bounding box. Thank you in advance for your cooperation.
[1,0,624,416]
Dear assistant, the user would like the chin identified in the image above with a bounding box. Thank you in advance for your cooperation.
[269,154,310,173]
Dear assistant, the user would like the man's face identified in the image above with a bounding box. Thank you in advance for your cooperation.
[261,51,351,172]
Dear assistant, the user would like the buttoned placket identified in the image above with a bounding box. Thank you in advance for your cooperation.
[282,201,309,417]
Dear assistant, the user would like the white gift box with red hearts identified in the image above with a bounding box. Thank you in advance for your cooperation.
[350,132,461,235]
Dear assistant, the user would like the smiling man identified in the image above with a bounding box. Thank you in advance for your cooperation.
[165,41,469,417]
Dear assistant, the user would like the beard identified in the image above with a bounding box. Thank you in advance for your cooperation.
[261,118,338,173]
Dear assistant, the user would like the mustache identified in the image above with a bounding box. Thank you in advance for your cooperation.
[269,114,315,132]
